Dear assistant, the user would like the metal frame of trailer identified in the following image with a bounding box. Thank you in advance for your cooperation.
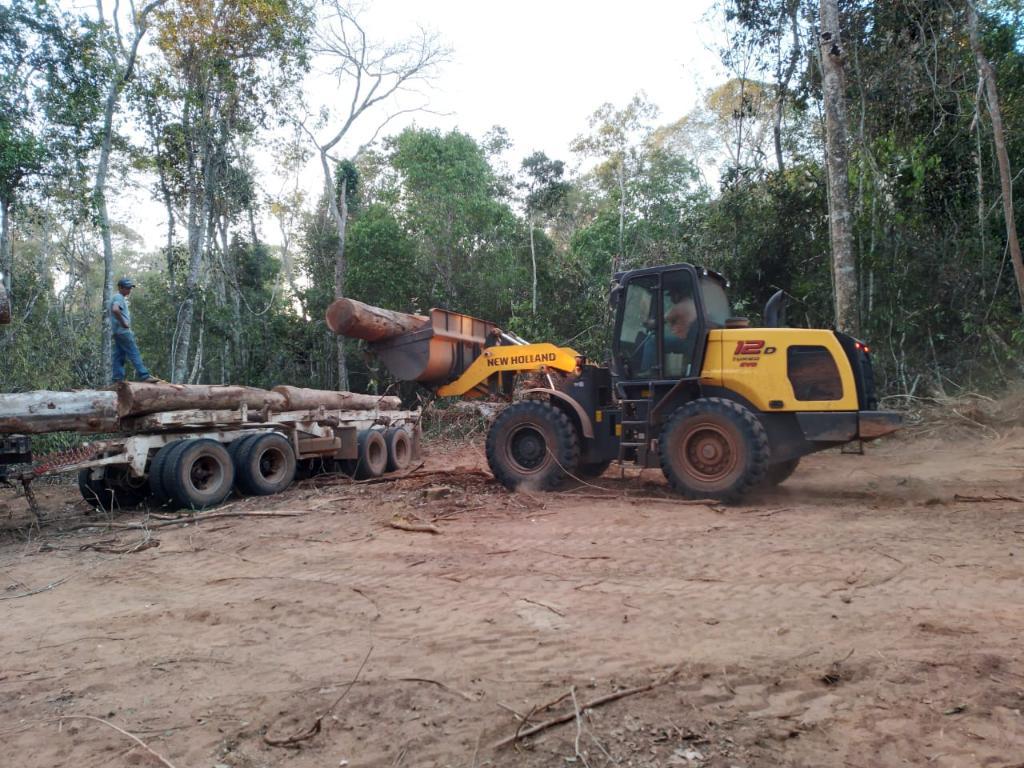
[2,405,421,518]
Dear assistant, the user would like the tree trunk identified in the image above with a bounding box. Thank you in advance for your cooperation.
[325,298,428,341]
[818,0,858,336]
[616,160,625,275]
[0,197,11,302]
[529,218,538,313]
[773,6,801,174]
[271,386,401,411]
[0,390,119,434]
[968,1,1024,310]
[321,154,350,391]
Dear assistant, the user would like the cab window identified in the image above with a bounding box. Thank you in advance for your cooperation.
[660,270,699,378]
[617,276,658,378]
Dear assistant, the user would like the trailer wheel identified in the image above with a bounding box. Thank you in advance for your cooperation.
[384,427,412,472]
[229,433,261,467]
[659,398,769,501]
[105,466,151,508]
[165,439,235,510]
[762,457,800,487]
[236,432,296,496]
[352,429,388,479]
[78,468,110,511]
[486,400,580,491]
[148,440,189,507]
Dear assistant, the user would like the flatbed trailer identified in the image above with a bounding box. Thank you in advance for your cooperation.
[1,403,421,515]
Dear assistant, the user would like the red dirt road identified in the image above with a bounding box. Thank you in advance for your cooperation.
[2,431,1023,767]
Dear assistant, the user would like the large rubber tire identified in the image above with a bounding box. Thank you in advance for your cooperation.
[384,427,412,472]
[235,432,296,496]
[78,468,110,511]
[103,466,151,509]
[486,400,580,491]
[148,440,189,507]
[659,397,769,501]
[228,433,262,468]
[164,439,235,510]
[576,459,613,479]
[353,429,388,480]
[763,457,800,487]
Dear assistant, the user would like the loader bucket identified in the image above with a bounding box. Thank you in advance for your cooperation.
[371,308,501,386]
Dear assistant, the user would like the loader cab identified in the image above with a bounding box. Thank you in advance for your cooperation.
[611,263,731,384]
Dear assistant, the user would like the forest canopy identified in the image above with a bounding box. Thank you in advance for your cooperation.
[1,0,1022,401]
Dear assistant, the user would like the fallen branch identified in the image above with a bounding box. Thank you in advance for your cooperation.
[397,677,475,701]
[64,509,309,533]
[389,516,441,534]
[520,597,565,617]
[954,494,1024,503]
[80,534,159,555]
[264,645,372,748]
[492,663,683,749]
[58,715,178,768]
[0,576,70,601]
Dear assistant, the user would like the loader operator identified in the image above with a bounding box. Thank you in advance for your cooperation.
[110,277,160,384]
[639,286,700,378]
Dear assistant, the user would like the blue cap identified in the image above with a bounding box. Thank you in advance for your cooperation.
[117,277,136,289]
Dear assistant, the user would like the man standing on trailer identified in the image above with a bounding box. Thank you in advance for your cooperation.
[110,277,160,383]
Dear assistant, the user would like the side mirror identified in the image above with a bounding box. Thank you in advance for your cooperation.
[764,290,787,328]
[608,285,622,310]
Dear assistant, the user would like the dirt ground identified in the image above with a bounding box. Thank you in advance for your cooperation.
[2,427,1024,768]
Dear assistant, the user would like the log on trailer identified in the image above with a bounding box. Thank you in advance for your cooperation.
[272,386,401,411]
[113,382,288,417]
[325,298,428,342]
[0,390,119,434]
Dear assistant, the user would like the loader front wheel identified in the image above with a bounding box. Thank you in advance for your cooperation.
[487,400,580,491]
[660,398,769,502]
[762,457,800,487]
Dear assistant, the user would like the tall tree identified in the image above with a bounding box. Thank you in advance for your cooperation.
[153,0,311,383]
[817,0,857,335]
[303,1,446,390]
[93,0,167,380]
[968,0,1024,310]
[519,152,569,313]
[571,94,659,277]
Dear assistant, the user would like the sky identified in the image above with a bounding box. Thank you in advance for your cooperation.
[112,0,727,252]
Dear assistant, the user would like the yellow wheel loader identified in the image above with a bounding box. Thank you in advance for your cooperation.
[332,262,901,501]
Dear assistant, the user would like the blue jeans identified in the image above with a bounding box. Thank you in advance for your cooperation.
[112,332,151,382]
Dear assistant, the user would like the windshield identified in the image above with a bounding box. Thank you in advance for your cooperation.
[700,276,731,328]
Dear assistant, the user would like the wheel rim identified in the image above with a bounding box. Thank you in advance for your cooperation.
[188,455,224,493]
[393,435,409,464]
[507,425,549,474]
[368,440,385,467]
[679,420,739,483]
[257,446,288,484]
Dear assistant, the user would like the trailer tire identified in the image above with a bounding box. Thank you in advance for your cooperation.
[486,400,580,491]
[384,427,412,472]
[236,432,296,496]
[78,468,110,512]
[659,397,769,502]
[353,429,388,479]
[165,439,235,510]
[104,466,151,509]
[148,440,189,507]
[229,433,261,468]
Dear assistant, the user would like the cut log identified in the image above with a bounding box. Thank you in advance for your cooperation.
[325,298,428,342]
[0,390,119,434]
[112,382,287,417]
[272,386,401,411]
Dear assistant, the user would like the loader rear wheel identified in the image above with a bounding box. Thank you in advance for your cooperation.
[659,398,769,501]
[165,439,234,510]
[236,432,296,496]
[487,400,580,491]
[576,459,613,479]
[763,457,800,487]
